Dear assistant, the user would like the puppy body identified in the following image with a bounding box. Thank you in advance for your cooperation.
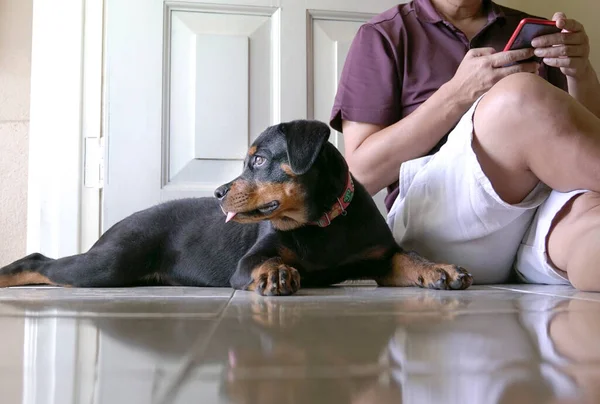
[0,120,472,295]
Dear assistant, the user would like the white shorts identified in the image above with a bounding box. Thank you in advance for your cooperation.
[386,96,585,285]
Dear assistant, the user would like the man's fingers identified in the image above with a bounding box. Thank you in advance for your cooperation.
[562,19,584,33]
[468,47,496,58]
[552,12,567,22]
[551,13,584,33]
[489,48,535,67]
[531,31,587,48]
[495,62,539,78]
[534,45,589,58]
[543,57,585,69]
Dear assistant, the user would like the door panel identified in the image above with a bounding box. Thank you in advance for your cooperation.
[104,0,402,229]
[166,5,277,197]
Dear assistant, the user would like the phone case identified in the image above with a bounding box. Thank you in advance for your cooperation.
[503,18,561,54]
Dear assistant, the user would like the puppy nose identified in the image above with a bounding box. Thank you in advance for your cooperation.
[214,184,230,200]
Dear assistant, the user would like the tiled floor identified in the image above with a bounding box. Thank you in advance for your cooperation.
[0,285,599,404]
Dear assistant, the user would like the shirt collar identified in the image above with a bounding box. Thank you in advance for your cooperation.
[487,1,505,22]
[414,0,505,24]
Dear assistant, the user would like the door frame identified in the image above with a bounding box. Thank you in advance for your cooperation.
[27,0,105,257]
[26,2,105,398]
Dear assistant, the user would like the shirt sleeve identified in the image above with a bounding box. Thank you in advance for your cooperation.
[330,24,402,133]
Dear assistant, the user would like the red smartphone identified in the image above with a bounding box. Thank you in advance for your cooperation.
[503,18,561,53]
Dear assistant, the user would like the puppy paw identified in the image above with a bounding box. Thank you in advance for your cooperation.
[250,259,301,296]
[379,252,473,290]
[417,265,472,290]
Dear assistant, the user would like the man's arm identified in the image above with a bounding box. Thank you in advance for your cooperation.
[343,48,539,196]
[343,82,466,195]
[532,13,600,118]
[567,64,600,118]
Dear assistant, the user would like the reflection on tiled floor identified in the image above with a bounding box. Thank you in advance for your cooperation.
[0,285,599,404]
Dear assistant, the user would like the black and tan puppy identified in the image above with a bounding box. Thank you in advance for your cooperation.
[0,120,472,295]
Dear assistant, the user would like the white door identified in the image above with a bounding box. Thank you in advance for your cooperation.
[103,0,402,230]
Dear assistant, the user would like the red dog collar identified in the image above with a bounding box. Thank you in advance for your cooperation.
[311,172,355,227]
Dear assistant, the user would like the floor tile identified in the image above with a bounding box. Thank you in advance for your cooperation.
[93,317,221,370]
[1,285,599,404]
[490,284,577,296]
[0,286,235,299]
[0,370,23,404]
[0,287,234,318]
[223,286,599,318]
[492,284,600,303]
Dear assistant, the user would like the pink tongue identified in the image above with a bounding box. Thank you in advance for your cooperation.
[225,212,237,223]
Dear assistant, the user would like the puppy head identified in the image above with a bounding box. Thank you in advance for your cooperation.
[214,120,331,231]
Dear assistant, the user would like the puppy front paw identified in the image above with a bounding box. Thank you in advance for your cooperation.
[377,252,473,290]
[249,259,301,296]
[417,265,473,290]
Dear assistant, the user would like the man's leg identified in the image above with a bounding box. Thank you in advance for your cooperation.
[547,192,600,291]
[473,72,600,204]
[472,72,600,291]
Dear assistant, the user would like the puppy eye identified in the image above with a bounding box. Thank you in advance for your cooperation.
[253,156,266,167]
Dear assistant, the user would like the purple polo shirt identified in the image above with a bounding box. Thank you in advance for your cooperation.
[330,0,567,211]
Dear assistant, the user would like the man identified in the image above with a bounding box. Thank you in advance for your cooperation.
[330,0,600,291]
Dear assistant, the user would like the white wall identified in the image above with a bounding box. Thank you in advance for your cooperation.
[0,0,32,266]
[0,1,30,394]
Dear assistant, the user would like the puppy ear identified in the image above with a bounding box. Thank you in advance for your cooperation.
[280,120,331,175]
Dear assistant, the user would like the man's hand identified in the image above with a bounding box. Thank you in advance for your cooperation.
[447,47,538,107]
[532,12,591,79]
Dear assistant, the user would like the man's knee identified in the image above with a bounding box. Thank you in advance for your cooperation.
[475,73,557,130]
[473,71,573,159]
[490,72,554,102]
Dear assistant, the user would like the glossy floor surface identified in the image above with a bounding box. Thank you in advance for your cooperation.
[0,284,599,404]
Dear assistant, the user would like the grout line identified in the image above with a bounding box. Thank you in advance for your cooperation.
[0,119,30,124]
[489,286,600,303]
[152,294,234,404]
